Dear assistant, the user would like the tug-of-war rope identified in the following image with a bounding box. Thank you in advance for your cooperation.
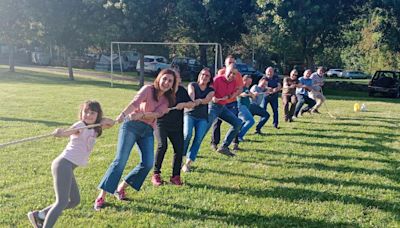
[0,107,179,149]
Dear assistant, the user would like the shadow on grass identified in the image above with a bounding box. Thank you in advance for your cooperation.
[0,70,140,90]
[187,182,400,220]
[195,167,269,181]
[273,175,400,192]
[111,199,359,227]
[0,117,71,127]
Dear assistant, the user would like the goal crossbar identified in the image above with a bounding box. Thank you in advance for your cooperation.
[110,41,223,87]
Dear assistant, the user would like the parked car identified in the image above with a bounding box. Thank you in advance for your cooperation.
[171,57,203,81]
[368,70,400,98]
[326,68,344,77]
[136,55,170,75]
[341,70,369,79]
[235,63,264,85]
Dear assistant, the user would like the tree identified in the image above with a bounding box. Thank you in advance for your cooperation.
[30,0,109,80]
[0,0,32,72]
[257,0,366,68]
[169,0,255,66]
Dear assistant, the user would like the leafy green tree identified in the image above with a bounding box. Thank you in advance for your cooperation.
[257,0,365,68]
[0,0,32,72]
[169,0,255,66]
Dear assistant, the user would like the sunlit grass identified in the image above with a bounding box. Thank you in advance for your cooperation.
[0,67,399,227]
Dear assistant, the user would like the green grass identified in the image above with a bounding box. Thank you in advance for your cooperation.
[0,67,399,227]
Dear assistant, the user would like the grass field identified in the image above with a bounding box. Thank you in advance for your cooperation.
[0,66,399,227]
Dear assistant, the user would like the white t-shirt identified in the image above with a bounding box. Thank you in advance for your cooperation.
[60,121,97,166]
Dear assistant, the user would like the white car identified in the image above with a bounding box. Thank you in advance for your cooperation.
[136,55,170,74]
[326,68,344,77]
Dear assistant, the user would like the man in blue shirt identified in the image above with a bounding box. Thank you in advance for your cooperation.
[262,67,282,129]
[294,69,317,118]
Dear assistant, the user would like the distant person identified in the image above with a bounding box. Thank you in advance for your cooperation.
[249,76,271,135]
[182,68,215,172]
[94,69,177,211]
[262,67,282,129]
[211,55,243,152]
[152,69,197,186]
[238,75,270,141]
[208,64,243,156]
[28,101,114,228]
[282,69,300,122]
[309,66,326,113]
[294,69,316,117]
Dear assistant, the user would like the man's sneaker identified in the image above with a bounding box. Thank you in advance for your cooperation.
[151,174,163,186]
[233,143,240,152]
[114,188,127,201]
[300,109,310,116]
[254,130,265,135]
[170,175,183,186]
[311,109,321,114]
[211,143,218,151]
[274,124,280,129]
[93,197,104,211]
[27,211,43,228]
[217,146,236,157]
[182,163,191,173]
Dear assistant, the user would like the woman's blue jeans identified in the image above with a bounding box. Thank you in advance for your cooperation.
[98,120,154,192]
[183,114,209,162]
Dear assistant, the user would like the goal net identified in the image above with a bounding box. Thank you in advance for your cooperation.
[109,41,223,87]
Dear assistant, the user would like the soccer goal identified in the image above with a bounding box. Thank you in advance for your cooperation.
[110,41,223,87]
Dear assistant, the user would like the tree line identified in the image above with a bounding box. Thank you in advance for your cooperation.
[1,0,400,76]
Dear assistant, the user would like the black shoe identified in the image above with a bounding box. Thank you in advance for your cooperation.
[232,143,240,152]
[254,130,265,135]
[300,109,310,116]
[217,146,236,157]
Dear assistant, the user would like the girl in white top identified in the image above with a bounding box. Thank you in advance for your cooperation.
[27,100,114,228]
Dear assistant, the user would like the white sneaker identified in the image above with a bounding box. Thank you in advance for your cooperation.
[182,163,191,173]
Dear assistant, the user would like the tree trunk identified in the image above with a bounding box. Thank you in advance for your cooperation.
[67,56,74,80]
[200,45,207,68]
[139,53,144,87]
[9,45,15,72]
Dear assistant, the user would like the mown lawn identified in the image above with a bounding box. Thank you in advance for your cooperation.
[0,67,399,227]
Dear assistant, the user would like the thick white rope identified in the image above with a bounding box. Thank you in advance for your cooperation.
[0,123,102,149]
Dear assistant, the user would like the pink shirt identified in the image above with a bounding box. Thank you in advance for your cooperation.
[212,75,238,105]
[60,121,97,167]
[128,85,169,129]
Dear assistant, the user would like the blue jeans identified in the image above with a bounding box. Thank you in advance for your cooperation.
[183,114,208,162]
[207,103,242,148]
[211,101,239,145]
[294,94,316,117]
[238,105,254,139]
[249,103,270,131]
[262,93,279,127]
[98,120,154,192]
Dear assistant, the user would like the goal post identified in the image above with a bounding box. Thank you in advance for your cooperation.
[110,41,223,87]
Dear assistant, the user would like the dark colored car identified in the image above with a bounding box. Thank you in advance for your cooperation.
[171,57,203,81]
[235,63,263,85]
[368,70,400,98]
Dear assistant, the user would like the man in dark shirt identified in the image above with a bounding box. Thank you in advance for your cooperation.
[262,67,282,129]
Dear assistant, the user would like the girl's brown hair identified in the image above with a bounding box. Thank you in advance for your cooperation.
[153,69,177,107]
[80,100,103,137]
